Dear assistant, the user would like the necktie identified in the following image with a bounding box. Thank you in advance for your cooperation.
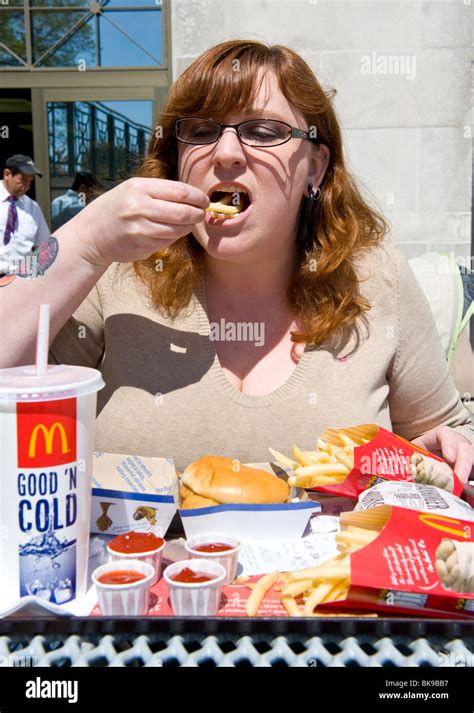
[3,195,18,245]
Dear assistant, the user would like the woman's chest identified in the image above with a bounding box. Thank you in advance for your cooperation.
[210,321,306,395]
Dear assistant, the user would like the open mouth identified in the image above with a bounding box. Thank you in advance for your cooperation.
[206,187,251,220]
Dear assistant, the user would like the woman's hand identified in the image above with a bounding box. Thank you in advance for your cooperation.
[411,425,474,483]
[56,177,210,268]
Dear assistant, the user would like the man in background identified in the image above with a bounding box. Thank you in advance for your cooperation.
[0,154,50,276]
[51,171,99,231]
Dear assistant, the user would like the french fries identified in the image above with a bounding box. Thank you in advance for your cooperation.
[268,448,298,470]
[206,202,240,215]
[245,571,280,617]
[269,426,372,490]
[245,508,390,617]
[206,192,241,215]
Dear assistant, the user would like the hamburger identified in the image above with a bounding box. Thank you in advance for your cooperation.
[179,456,290,509]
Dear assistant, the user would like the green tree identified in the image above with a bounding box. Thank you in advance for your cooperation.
[0,6,95,68]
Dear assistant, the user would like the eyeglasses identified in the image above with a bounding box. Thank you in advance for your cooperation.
[174,117,318,148]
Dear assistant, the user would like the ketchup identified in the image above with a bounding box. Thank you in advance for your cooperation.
[193,542,233,553]
[98,570,146,585]
[109,531,164,554]
[170,567,216,584]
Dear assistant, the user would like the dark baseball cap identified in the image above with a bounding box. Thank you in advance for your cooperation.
[6,154,43,177]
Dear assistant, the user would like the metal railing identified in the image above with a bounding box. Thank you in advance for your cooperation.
[48,100,151,181]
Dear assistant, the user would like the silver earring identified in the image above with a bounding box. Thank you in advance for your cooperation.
[308,185,321,200]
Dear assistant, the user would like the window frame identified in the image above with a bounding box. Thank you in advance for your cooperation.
[0,0,168,71]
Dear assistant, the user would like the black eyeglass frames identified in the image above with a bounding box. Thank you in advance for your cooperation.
[174,117,319,148]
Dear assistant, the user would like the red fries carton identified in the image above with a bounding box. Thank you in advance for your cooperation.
[320,505,474,619]
[310,424,463,500]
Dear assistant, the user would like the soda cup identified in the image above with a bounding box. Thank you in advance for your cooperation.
[0,364,104,609]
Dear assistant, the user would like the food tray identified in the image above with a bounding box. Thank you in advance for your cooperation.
[1,615,473,637]
[1,616,473,668]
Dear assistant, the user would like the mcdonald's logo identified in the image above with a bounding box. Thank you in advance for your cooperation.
[28,422,70,459]
[419,512,471,539]
[17,398,76,468]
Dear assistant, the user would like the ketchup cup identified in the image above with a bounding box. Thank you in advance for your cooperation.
[184,532,240,585]
[107,532,166,586]
[163,559,226,616]
[92,559,154,616]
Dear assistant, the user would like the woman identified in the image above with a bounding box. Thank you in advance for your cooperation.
[2,40,473,479]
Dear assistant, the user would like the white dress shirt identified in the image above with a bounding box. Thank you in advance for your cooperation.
[0,180,51,274]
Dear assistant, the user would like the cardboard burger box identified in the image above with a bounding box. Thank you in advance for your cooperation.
[91,455,320,541]
[179,462,320,540]
[91,452,178,536]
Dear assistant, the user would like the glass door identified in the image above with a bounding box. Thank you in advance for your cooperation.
[31,90,154,228]
[46,98,153,230]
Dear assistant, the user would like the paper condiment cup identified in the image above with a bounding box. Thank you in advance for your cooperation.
[184,532,240,585]
[107,534,166,586]
[92,559,154,616]
[163,559,226,616]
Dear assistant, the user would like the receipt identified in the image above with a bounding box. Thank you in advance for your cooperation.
[238,532,340,576]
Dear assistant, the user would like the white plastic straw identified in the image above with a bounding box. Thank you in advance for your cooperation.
[35,304,50,376]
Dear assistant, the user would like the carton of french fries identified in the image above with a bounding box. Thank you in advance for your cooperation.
[270,424,464,500]
[250,505,473,619]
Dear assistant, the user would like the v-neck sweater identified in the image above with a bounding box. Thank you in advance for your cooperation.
[49,239,474,471]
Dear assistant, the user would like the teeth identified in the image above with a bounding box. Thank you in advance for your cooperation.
[209,184,249,198]
[216,185,247,193]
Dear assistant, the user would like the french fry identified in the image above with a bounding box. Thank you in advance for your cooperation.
[321,579,350,604]
[312,452,333,463]
[206,201,239,215]
[292,445,312,467]
[281,579,314,598]
[268,448,298,470]
[281,595,303,617]
[302,450,332,464]
[333,448,354,471]
[336,529,378,549]
[347,525,381,536]
[286,557,351,583]
[304,582,334,614]
[269,423,376,497]
[245,572,280,616]
[270,433,357,489]
[294,463,349,478]
[279,511,388,616]
[339,433,358,448]
[288,473,346,489]
[234,575,250,585]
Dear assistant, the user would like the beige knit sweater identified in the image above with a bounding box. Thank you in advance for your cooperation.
[49,239,474,471]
